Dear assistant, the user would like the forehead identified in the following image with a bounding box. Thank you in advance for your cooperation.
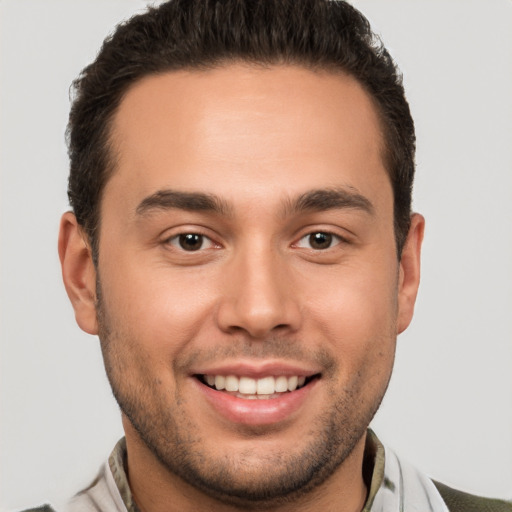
[106,64,389,213]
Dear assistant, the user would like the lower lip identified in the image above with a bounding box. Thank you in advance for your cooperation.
[194,378,317,426]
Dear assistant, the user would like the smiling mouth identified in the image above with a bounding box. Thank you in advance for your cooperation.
[196,374,320,399]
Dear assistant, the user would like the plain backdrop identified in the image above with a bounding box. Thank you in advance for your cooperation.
[1,1,511,510]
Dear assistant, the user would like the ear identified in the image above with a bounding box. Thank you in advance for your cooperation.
[58,212,98,335]
[397,213,425,334]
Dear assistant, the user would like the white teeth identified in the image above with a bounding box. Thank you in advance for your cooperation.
[225,375,239,392]
[275,376,288,392]
[239,377,257,394]
[287,376,299,391]
[257,376,275,395]
[214,375,226,390]
[206,374,310,394]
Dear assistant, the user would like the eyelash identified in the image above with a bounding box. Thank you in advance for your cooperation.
[294,231,345,251]
[163,229,346,253]
[165,232,217,252]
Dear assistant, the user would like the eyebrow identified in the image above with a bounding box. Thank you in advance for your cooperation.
[282,187,375,217]
[136,190,232,217]
[135,186,374,219]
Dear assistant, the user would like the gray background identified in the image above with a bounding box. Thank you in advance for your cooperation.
[1,1,511,510]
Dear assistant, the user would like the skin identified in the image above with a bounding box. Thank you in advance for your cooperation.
[59,65,424,512]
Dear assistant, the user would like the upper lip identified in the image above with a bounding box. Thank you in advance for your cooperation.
[190,360,321,379]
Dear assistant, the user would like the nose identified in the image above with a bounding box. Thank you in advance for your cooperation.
[216,246,302,339]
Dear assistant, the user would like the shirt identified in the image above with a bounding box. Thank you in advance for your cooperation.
[64,430,450,512]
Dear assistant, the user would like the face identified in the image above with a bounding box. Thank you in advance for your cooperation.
[61,64,423,507]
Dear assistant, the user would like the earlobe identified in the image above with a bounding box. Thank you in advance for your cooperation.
[58,212,99,335]
[397,213,425,334]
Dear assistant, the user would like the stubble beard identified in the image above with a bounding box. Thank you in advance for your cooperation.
[95,284,394,508]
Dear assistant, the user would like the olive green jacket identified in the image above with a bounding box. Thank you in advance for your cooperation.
[434,481,512,512]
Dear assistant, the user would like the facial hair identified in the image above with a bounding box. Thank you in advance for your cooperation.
[95,279,394,508]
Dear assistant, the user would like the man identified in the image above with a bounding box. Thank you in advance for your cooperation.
[22,0,511,511]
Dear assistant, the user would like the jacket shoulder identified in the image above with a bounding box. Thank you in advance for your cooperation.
[21,506,57,512]
[434,481,512,512]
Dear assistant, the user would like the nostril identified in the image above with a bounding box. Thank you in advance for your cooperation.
[216,291,302,338]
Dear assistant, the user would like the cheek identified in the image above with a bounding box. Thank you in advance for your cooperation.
[301,259,399,364]
[99,258,220,352]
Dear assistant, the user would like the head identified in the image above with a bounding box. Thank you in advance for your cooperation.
[59,1,423,509]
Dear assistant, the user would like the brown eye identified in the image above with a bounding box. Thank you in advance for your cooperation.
[179,233,204,251]
[309,232,332,249]
[168,233,215,251]
[296,231,341,250]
